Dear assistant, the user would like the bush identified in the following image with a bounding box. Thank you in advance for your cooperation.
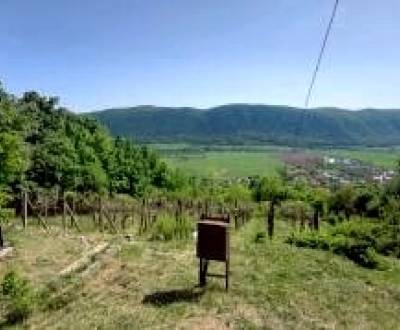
[254,231,266,243]
[286,231,330,250]
[286,220,393,269]
[1,270,35,324]
[150,214,194,241]
[325,214,338,225]
[251,222,266,244]
[241,218,266,245]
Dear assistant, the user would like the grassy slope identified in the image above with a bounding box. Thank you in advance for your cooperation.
[164,151,283,178]
[2,220,400,329]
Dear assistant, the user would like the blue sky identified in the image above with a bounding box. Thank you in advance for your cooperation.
[1,0,399,112]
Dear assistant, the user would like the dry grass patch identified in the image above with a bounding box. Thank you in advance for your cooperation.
[177,315,230,330]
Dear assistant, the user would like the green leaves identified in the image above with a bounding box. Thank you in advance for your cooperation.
[0,85,172,197]
[252,176,288,203]
[0,190,12,225]
[0,132,26,186]
[1,270,35,324]
[0,98,27,188]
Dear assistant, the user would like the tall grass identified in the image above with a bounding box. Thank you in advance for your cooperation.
[150,214,194,241]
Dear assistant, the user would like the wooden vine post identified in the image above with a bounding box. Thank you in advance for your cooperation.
[44,194,48,219]
[204,200,210,218]
[0,225,3,248]
[313,209,319,231]
[176,199,183,223]
[26,197,50,233]
[22,191,28,229]
[98,197,103,232]
[234,199,239,229]
[140,198,146,234]
[267,200,275,239]
[62,193,66,231]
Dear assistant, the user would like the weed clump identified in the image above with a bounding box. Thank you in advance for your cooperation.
[1,270,35,324]
[150,215,194,241]
[241,218,266,245]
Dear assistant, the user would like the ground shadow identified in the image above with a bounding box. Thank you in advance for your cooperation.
[142,287,204,306]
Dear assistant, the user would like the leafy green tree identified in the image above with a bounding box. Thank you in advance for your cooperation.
[0,191,11,248]
[0,133,26,187]
[223,183,252,204]
[0,96,26,247]
[329,185,356,220]
[0,99,26,186]
[0,84,173,201]
[28,132,77,190]
[353,186,380,217]
[386,176,400,199]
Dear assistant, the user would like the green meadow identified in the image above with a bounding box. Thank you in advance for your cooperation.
[158,144,400,178]
[164,151,284,178]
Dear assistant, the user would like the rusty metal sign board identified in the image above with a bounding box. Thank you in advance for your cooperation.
[196,214,230,290]
[197,220,229,262]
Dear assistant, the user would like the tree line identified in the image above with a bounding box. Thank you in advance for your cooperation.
[0,83,191,245]
[0,83,179,197]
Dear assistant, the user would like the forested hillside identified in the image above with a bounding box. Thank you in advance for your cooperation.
[0,85,172,198]
[90,104,400,146]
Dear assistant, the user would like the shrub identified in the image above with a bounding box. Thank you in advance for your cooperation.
[325,214,338,225]
[251,222,266,244]
[223,184,252,204]
[286,220,393,269]
[241,218,266,245]
[254,231,266,243]
[1,270,35,324]
[286,232,330,250]
[150,214,194,241]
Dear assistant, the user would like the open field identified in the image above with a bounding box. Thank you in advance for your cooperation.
[157,144,400,178]
[164,151,284,178]
[2,218,400,329]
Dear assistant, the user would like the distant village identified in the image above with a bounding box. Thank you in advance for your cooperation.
[283,153,394,188]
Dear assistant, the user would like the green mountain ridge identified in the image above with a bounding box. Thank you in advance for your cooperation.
[89,104,400,146]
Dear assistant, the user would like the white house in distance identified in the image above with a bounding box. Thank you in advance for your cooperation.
[373,170,395,184]
[323,156,336,165]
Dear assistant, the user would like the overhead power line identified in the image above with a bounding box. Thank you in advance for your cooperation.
[293,0,340,147]
[304,0,340,108]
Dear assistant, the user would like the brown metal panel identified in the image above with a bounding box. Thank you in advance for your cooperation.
[197,220,229,262]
